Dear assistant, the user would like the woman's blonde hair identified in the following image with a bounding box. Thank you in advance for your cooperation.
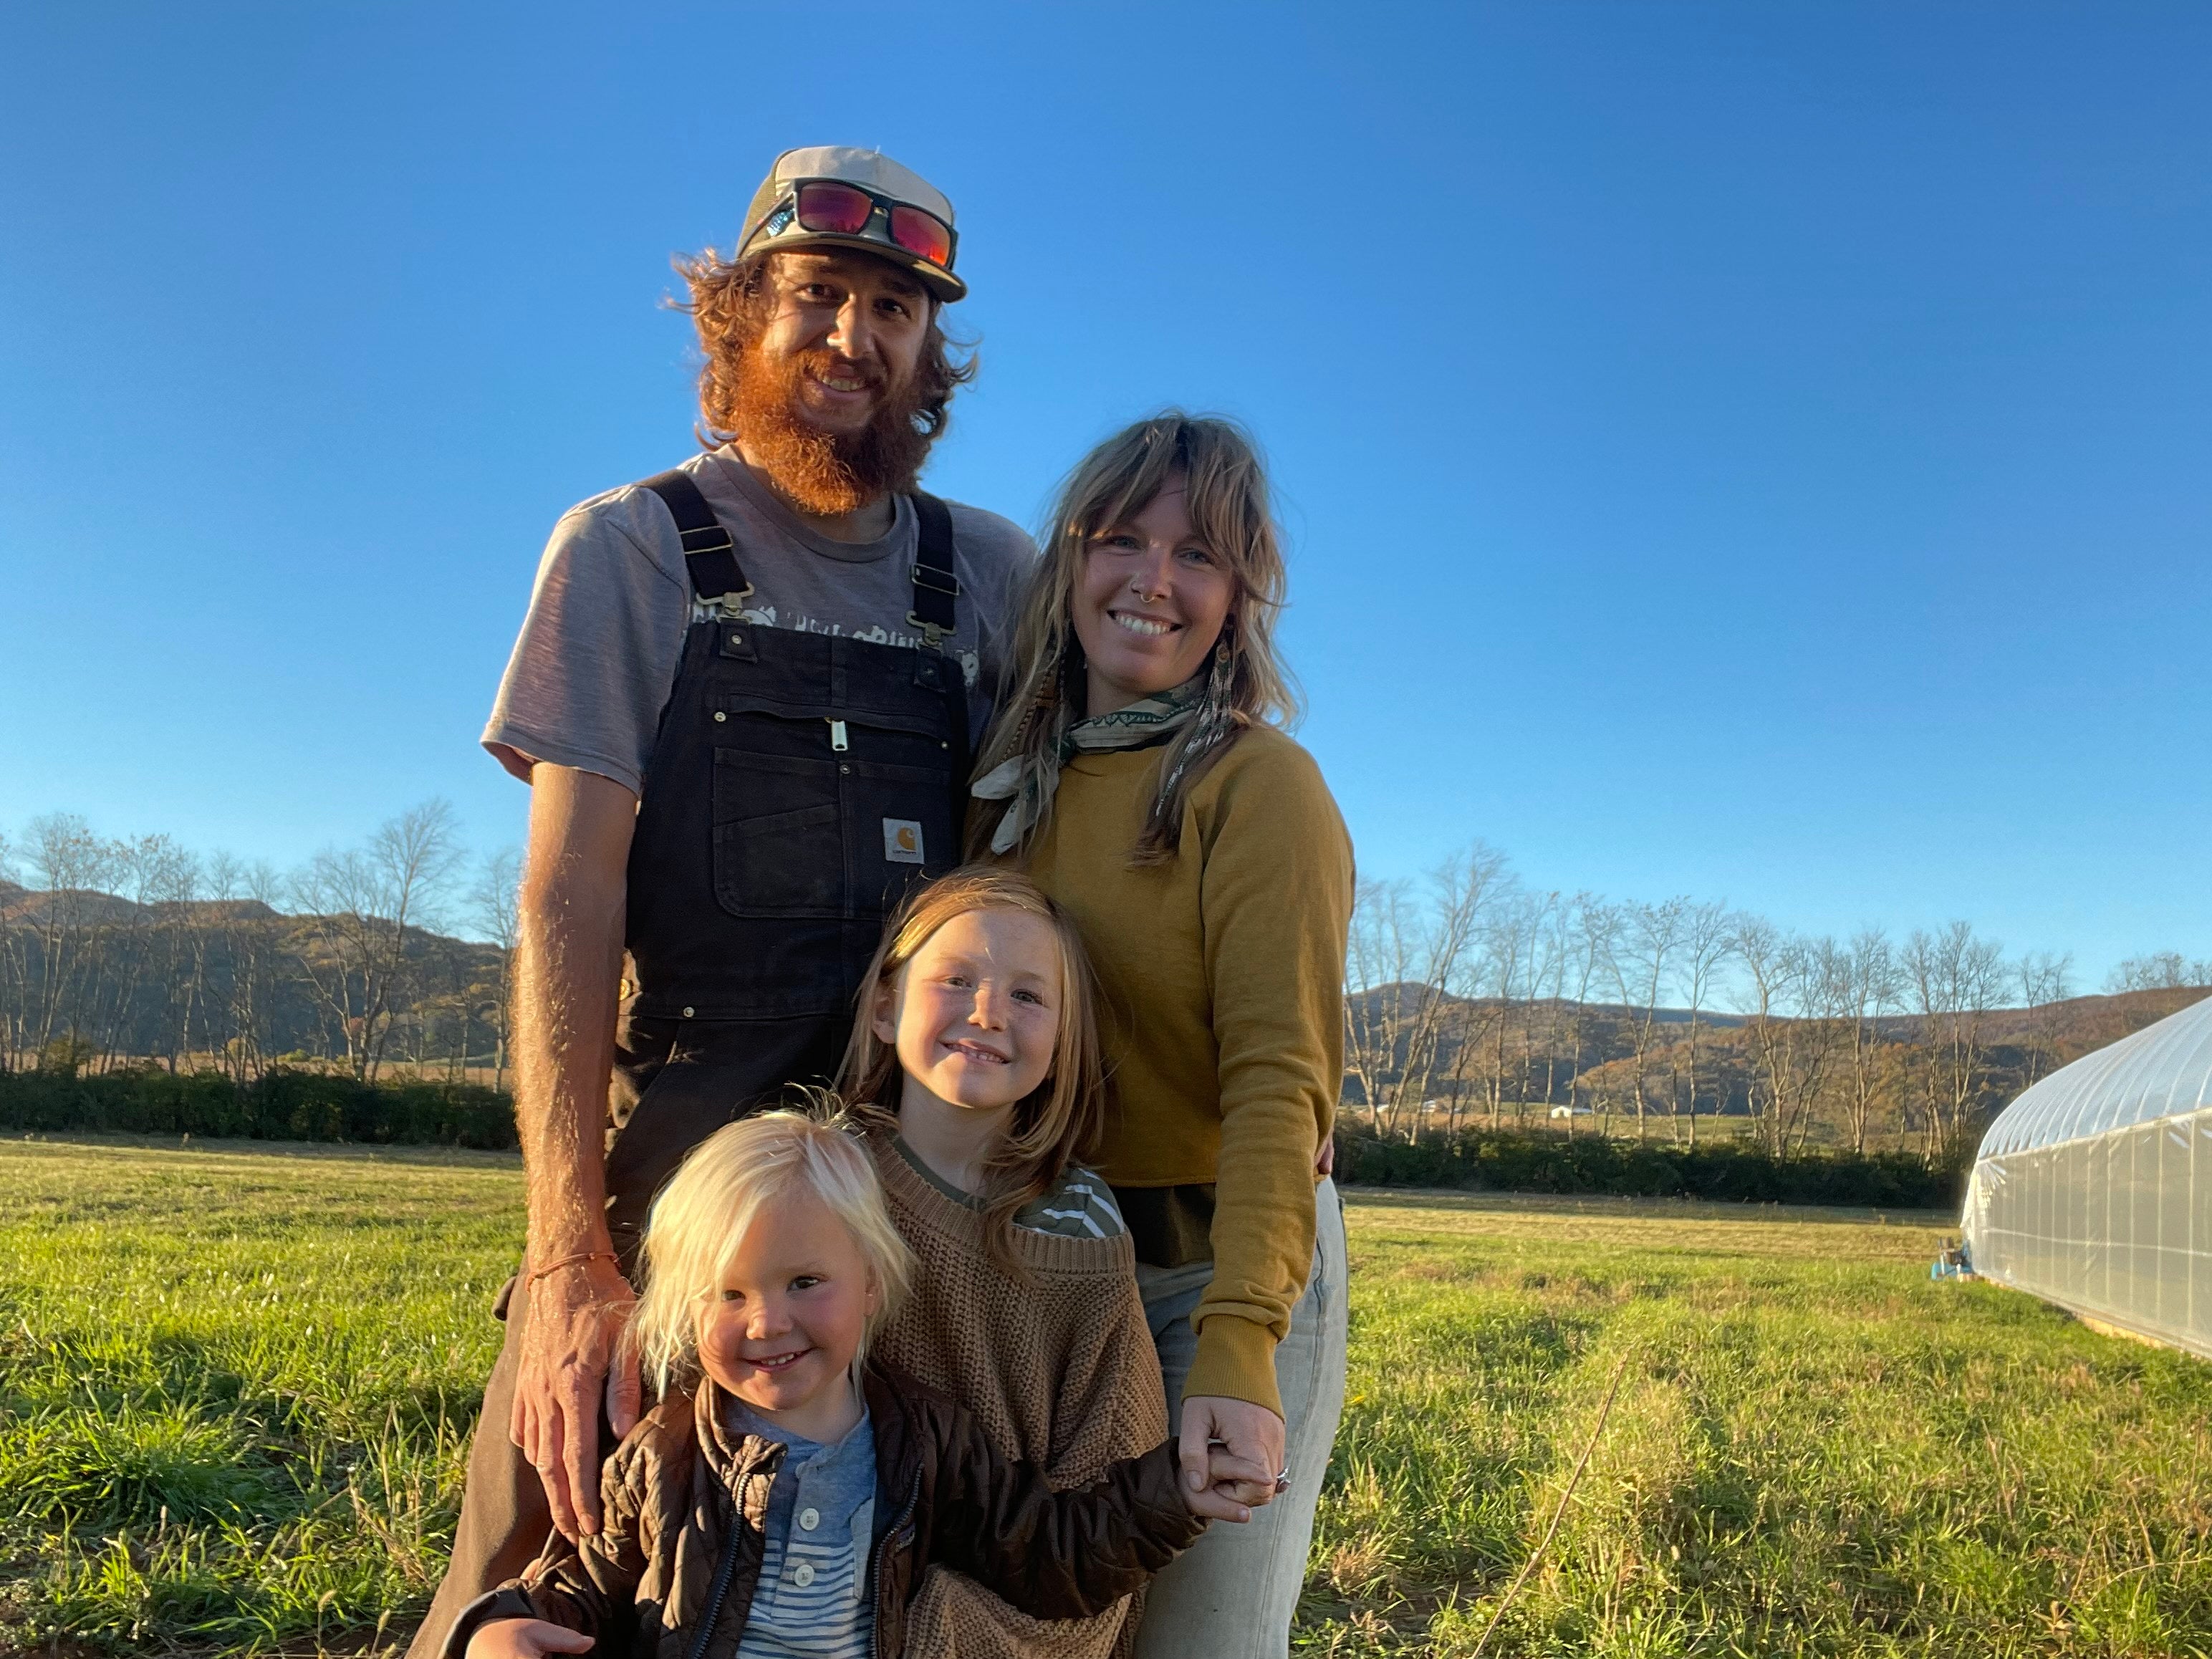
[626,1103,916,1395]
[971,412,1299,863]
[838,867,1106,1276]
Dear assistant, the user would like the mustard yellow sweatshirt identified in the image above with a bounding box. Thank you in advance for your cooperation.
[1009,726,1352,1415]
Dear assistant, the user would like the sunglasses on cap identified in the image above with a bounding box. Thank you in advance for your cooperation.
[754,179,957,271]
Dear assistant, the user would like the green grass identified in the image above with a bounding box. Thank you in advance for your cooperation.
[0,1137,519,1655]
[1306,1192,2212,1657]
[1,1139,2207,1656]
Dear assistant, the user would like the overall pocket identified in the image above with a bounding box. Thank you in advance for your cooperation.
[712,750,844,918]
[845,757,959,919]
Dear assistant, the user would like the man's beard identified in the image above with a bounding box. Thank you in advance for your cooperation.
[731,345,936,519]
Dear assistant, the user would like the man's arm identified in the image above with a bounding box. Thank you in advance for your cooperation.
[508,763,640,1540]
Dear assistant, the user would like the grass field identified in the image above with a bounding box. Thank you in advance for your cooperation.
[1,1138,2208,1657]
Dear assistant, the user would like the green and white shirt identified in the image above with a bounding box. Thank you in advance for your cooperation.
[888,1137,1126,1241]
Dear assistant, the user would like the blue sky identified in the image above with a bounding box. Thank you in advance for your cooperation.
[2,3,2206,983]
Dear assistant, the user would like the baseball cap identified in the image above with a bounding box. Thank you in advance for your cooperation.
[737,146,966,303]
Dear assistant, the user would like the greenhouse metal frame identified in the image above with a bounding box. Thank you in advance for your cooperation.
[1961,991,2212,1359]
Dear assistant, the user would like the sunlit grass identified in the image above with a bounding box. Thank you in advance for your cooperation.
[0,1138,517,1655]
[1304,1191,2212,1657]
[1,1140,2207,1655]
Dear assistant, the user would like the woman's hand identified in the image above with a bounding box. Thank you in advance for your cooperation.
[466,1617,594,1658]
[1178,1395,1286,1521]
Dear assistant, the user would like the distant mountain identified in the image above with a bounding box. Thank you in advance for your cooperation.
[0,883,282,927]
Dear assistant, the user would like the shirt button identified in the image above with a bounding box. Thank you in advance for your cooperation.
[681,1006,695,1019]
[792,1562,816,1587]
[798,1506,820,1531]
[713,711,726,723]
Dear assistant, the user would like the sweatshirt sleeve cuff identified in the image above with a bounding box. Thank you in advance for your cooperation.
[1182,1314,1283,1419]
[441,1587,539,1659]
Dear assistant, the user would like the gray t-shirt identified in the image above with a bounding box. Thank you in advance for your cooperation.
[483,446,1035,794]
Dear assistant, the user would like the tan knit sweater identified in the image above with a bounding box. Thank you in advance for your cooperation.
[870,1135,1168,1659]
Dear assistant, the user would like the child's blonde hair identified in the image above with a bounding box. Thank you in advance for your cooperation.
[838,865,1107,1277]
[627,1103,916,1395]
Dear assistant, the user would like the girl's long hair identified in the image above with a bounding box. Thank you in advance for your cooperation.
[625,1103,915,1396]
[970,412,1298,863]
[838,867,1106,1276]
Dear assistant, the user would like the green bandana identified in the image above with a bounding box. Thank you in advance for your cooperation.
[971,678,1203,855]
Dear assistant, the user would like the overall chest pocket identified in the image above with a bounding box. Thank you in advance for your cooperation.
[710,710,958,922]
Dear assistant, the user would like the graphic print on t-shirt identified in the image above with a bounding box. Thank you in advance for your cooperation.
[693,597,984,690]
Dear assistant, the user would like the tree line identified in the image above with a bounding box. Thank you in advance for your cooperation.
[7,810,2206,1165]
[1343,843,2211,1162]
[0,803,518,1087]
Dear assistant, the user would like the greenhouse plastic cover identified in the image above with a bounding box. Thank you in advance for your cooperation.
[1962,991,2212,1359]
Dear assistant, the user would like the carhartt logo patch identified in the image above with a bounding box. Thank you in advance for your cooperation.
[883,819,925,864]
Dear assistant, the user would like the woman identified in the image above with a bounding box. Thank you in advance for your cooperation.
[971,413,1352,1658]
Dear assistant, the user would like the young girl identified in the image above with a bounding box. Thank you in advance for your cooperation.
[840,867,1266,1658]
[450,1110,1221,1659]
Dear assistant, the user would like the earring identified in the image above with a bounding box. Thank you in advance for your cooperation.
[1199,620,1236,740]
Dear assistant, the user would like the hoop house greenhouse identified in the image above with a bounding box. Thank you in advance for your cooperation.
[1961,992,2212,1358]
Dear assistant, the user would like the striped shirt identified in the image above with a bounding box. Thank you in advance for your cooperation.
[726,1399,877,1659]
[889,1136,1127,1240]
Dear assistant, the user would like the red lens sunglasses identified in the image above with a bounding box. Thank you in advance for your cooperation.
[756,180,957,271]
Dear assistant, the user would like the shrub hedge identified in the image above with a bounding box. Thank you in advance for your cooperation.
[0,1067,516,1150]
[1333,1125,1966,1209]
[0,1072,1964,1206]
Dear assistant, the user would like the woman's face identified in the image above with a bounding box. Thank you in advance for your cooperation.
[1072,476,1236,716]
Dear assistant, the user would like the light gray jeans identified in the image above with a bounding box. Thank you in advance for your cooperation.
[1132,1180,1349,1659]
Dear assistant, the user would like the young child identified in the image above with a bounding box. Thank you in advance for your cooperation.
[449,1109,1221,1659]
[840,867,1269,1658]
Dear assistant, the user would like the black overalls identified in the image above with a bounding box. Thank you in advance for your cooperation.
[602,470,968,1254]
[405,475,976,1659]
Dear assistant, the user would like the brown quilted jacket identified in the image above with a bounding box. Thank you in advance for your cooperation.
[443,1366,1203,1659]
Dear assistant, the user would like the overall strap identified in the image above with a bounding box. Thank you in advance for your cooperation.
[908,492,959,648]
[641,471,751,604]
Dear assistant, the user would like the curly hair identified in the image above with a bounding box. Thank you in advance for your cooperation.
[674,247,975,449]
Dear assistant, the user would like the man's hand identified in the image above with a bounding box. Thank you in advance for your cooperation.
[1178,1394,1287,1523]
[508,764,639,1541]
[509,1256,639,1539]
[466,1617,595,1659]
[1316,1133,1337,1178]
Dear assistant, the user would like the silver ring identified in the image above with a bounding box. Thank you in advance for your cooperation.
[1272,1466,1292,1494]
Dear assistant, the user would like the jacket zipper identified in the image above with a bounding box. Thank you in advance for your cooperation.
[865,1463,924,1659]
[688,1460,766,1659]
[686,1525,741,1659]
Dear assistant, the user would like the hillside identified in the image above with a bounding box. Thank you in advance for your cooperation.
[1,880,506,1080]
[1343,978,2210,1153]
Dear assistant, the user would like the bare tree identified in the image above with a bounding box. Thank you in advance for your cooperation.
[1839,930,1902,1154]
[0,830,21,1070]
[1555,896,1616,1134]
[471,846,523,1091]
[1606,898,1686,1143]
[1665,901,1733,1148]
[2104,952,2212,994]
[289,800,463,1081]
[2016,951,2075,1087]
[1476,891,1537,1128]
[1902,922,2007,1160]
[1733,919,1850,1153]
[1342,845,1505,1137]
[23,814,116,1067]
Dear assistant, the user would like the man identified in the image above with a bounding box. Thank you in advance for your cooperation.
[407,147,1034,1656]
